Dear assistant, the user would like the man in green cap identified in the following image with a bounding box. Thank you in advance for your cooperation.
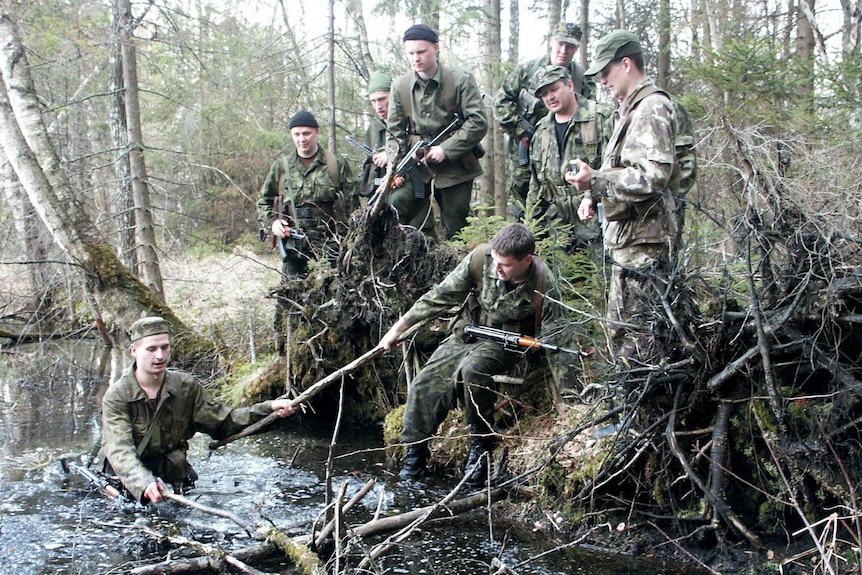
[387,23,488,239]
[569,30,692,362]
[525,65,612,247]
[98,317,297,504]
[362,71,435,237]
[257,109,358,353]
[493,22,593,220]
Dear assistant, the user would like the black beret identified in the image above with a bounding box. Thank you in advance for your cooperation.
[403,24,439,43]
[289,110,319,129]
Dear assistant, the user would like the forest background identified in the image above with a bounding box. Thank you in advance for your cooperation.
[1,0,861,573]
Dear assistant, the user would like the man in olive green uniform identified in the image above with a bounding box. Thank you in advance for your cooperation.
[380,223,558,486]
[493,23,593,220]
[99,317,296,504]
[571,31,695,362]
[257,110,357,352]
[387,24,488,239]
[362,71,435,237]
[527,66,612,248]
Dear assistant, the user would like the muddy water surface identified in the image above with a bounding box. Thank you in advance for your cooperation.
[0,339,700,575]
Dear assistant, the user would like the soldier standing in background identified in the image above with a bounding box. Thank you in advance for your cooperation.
[387,24,488,240]
[494,22,592,220]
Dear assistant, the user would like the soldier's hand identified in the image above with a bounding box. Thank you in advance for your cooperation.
[568,159,593,190]
[372,150,388,168]
[423,145,446,164]
[393,174,406,189]
[578,197,595,222]
[144,480,164,503]
[271,218,290,238]
[272,399,297,418]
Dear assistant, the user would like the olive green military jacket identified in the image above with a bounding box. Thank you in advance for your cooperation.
[401,245,558,337]
[99,364,275,502]
[493,55,591,140]
[528,95,613,208]
[257,146,357,233]
[387,65,488,189]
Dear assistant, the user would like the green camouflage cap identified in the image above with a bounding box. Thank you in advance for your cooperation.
[533,66,572,97]
[129,316,171,342]
[367,71,392,95]
[553,22,582,46]
[585,30,643,76]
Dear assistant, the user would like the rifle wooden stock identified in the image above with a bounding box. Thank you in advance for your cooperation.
[463,324,586,356]
[208,322,425,451]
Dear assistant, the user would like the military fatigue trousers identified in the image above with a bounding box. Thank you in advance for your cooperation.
[607,243,669,362]
[431,180,473,240]
[401,335,519,444]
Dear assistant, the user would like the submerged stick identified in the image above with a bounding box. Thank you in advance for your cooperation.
[209,322,425,450]
[159,483,255,535]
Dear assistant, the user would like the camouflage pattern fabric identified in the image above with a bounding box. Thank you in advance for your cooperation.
[399,245,558,442]
[527,95,612,246]
[99,364,276,502]
[591,79,679,361]
[493,55,592,217]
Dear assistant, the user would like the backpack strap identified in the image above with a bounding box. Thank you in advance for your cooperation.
[322,149,341,191]
[528,257,549,335]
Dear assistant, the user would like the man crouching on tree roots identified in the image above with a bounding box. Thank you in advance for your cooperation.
[379,223,559,486]
[98,316,297,504]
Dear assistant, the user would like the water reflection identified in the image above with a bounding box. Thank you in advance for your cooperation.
[0,339,697,575]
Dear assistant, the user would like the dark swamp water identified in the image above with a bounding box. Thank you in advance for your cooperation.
[0,339,704,575]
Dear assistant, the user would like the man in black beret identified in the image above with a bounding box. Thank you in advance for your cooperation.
[387,23,488,239]
[257,109,358,353]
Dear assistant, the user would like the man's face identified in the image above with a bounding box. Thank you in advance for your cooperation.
[491,250,533,283]
[404,39,439,76]
[550,39,578,66]
[369,90,390,120]
[600,59,632,102]
[538,80,576,116]
[131,333,171,378]
[291,126,320,158]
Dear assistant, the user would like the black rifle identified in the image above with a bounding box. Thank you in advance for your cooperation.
[60,457,131,502]
[464,324,586,355]
[395,114,463,199]
[514,108,535,167]
[259,226,306,260]
[346,135,375,157]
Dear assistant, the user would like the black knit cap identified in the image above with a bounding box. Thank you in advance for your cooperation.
[403,23,438,43]
[289,110,319,129]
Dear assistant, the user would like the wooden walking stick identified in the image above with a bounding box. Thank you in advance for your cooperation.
[208,322,425,451]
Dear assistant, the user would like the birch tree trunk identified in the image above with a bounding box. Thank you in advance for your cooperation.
[0,13,212,358]
[327,0,337,151]
[116,0,165,301]
[1,150,46,302]
[482,0,506,215]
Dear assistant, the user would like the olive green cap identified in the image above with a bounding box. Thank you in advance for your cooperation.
[584,30,643,76]
[533,66,572,97]
[366,71,392,95]
[553,22,582,46]
[129,316,170,342]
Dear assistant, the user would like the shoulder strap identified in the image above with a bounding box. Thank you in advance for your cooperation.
[530,258,549,334]
[136,391,169,456]
[323,149,341,191]
[470,244,490,289]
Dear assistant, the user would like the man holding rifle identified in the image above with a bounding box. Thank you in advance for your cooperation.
[257,110,357,353]
[379,223,559,486]
[493,22,592,220]
[357,71,435,237]
[387,23,487,239]
[98,317,297,504]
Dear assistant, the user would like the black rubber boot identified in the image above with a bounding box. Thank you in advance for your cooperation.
[464,433,494,487]
[399,443,429,481]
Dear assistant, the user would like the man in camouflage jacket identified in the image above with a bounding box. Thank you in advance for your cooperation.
[257,110,357,352]
[362,71,435,237]
[526,65,612,248]
[379,223,558,486]
[493,22,593,220]
[570,31,684,362]
[99,317,296,504]
[387,24,487,239]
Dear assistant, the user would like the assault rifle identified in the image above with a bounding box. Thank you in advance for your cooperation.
[346,135,375,157]
[60,457,131,503]
[514,108,535,167]
[395,114,463,198]
[464,324,586,355]
[259,225,306,261]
